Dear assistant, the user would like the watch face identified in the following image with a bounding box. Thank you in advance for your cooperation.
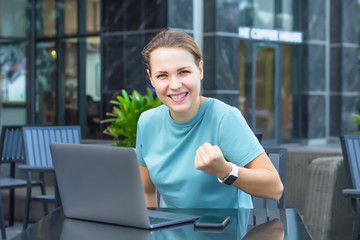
[223,175,237,185]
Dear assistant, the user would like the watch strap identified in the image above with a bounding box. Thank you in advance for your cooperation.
[217,162,238,185]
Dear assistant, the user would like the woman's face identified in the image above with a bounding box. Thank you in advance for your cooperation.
[148,47,203,122]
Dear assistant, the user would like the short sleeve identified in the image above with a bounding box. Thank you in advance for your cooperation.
[218,108,264,167]
[135,121,146,166]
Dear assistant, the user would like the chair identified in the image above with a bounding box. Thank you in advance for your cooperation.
[340,134,360,240]
[252,147,287,209]
[246,208,288,235]
[0,126,43,239]
[254,132,263,143]
[20,126,82,229]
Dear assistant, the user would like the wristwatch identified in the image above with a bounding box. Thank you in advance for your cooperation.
[217,162,238,185]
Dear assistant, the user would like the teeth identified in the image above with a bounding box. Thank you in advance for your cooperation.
[170,93,187,99]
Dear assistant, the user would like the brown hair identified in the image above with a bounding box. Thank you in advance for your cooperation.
[142,29,202,74]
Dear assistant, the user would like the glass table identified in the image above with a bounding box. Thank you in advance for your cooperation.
[11,207,312,240]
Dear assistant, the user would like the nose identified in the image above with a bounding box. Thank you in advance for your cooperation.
[168,76,182,89]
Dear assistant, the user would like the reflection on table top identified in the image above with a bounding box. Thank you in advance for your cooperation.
[11,208,312,240]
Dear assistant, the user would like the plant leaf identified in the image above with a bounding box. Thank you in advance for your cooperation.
[101,88,162,147]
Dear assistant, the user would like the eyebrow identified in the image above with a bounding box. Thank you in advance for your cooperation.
[153,66,193,76]
[178,66,192,71]
[153,71,167,76]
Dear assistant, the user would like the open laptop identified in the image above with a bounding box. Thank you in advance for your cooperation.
[50,143,199,229]
[60,218,150,240]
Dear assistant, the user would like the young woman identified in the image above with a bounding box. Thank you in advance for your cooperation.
[136,29,283,208]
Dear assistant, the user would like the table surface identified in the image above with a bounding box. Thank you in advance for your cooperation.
[11,207,312,240]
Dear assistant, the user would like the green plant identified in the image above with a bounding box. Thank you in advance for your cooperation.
[102,89,162,147]
[353,114,360,134]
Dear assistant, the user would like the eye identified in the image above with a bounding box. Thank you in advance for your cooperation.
[156,74,167,79]
[179,70,190,75]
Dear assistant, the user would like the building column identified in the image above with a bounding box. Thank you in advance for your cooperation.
[329,0,359,136]
[302,0,327,139]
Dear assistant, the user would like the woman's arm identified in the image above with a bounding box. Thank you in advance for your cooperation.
[139,164,158,207]
[195,143,283,201]
[233,152,283,201]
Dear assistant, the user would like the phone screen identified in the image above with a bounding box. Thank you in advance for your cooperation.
[194,215,230,228]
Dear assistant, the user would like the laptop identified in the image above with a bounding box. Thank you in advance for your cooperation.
[60,218,150,240]
[50,143,199,229]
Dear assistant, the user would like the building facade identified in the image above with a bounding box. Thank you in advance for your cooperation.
[0,0,359,145]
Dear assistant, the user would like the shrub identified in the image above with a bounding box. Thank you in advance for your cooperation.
[102,89,162,147]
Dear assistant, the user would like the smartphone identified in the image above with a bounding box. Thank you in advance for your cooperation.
[194,215,230,228]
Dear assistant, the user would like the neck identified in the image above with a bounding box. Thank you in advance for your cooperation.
[170,96,206,122]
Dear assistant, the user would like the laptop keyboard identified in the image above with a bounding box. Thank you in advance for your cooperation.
[149,216,173,225]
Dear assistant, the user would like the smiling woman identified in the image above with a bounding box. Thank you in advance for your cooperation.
[147,47,203,123]
[135,29,283,209]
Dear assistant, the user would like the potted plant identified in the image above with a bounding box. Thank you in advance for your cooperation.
[102,89,162,147]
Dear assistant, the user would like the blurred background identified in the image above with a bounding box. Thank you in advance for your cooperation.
[0,0,358,146]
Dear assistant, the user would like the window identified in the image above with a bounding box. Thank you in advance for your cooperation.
[0,43,27,104]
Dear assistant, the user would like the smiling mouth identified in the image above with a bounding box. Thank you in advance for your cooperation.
[169,93,188,99]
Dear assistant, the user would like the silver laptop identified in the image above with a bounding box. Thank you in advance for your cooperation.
[50,143,199,229]
[60,218,150,240]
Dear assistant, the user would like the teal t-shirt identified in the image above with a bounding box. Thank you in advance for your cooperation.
[136,98,264,208]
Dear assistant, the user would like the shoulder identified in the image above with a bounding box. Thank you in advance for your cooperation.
[205,98,242,119]
[204,98,250,136]
[138,104,167,125]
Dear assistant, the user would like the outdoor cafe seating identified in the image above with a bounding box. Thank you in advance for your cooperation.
[0,126,42,240]
[2,126,352,239]
[19,126,82,229]
[12,140,309,239]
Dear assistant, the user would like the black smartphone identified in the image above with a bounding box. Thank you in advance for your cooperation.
[194,215,230,228]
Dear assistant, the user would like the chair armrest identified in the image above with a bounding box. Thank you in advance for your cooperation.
[342,189,360,198]
[18,165,54,172]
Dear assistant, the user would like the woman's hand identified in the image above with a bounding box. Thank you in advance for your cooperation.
[195,143,283,201]
[194,142,232,179]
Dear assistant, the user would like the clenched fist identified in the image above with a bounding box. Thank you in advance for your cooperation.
[194,142,233,179]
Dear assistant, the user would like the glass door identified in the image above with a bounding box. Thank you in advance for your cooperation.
[251,43,282,145]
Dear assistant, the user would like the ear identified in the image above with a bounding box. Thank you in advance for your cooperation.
[146,69,154,86]
[199,61,204,80]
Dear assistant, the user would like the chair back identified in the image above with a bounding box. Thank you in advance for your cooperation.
[254,132,263,143]
[340,135,360,190]
[0,125,24,163]
[22,126,82,168]
[252,147,287,209]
